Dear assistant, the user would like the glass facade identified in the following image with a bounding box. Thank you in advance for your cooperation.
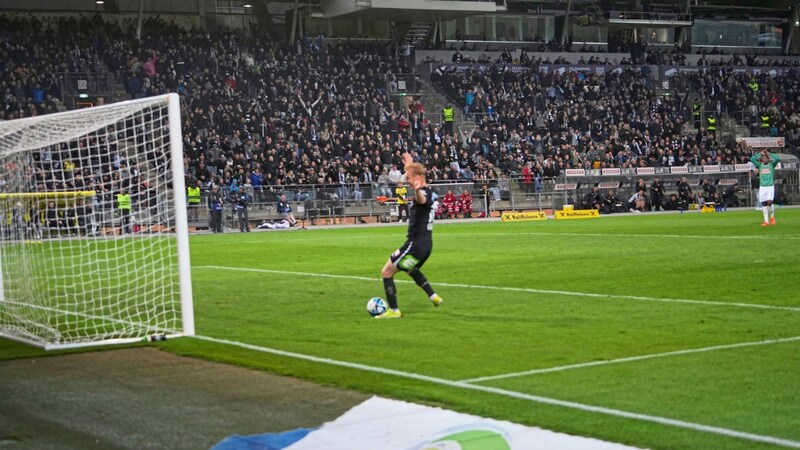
[692,20,783,48]
[641,27,675,45]
[305,17,392,39]
[444,15,553,42]
[571,25,607,45]
[304,14,784,50]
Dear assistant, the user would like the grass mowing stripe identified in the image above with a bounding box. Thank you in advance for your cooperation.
[460,336,800,383]
[197,265,800,312]
[192,334,800,449]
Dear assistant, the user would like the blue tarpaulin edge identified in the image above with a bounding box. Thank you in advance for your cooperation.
[211,428,315,450]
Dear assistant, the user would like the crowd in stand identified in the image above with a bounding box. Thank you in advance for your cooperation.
[433,53,800,181]
[1,14,797,214]
[0,15,106,119]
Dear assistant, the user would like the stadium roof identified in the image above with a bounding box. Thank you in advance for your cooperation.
[0,0,794,23]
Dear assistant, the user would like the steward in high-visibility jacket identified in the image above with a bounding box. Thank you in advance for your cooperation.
[442,105,455,136]
[187,185,202,221]
[692,101,702,128]
[116,192,132,234]
[187,186,201,205]
[116,193,131,210]
[706,116,716,133]
[395,184,409,222]
[692,101,701,118]
[760,114,770,130]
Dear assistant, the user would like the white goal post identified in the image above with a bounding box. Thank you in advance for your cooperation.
[0,93,194,350]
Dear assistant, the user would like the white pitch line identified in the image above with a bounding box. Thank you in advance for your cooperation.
[197,265,800,313]
[444,231,800,241]
[460,335,800,383]
[192,334,800,449]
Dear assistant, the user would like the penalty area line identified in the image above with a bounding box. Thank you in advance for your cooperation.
[460,335,800,383]
[192,334,800,449]
[197,265,800,313]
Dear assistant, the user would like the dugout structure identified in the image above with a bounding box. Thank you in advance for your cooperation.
[551,164,799,211]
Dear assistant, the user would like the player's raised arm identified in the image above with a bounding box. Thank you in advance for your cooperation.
[769,150,780,165]
[402,153,428,202]
[401,152,414,171]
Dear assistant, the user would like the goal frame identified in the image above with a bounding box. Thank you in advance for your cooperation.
[0,93,194,350]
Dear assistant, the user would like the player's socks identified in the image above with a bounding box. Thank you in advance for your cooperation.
[762,206,769,223]
[409,270,435,297]
[383,277,398,309]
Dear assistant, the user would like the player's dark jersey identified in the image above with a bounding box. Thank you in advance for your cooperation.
[407,186,438,242]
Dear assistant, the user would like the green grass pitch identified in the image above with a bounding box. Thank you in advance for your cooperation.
[2,208,799,449]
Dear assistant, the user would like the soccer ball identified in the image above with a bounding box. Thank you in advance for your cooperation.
[366,297,387,316]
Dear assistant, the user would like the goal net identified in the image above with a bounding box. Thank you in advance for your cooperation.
[0,94,194,350]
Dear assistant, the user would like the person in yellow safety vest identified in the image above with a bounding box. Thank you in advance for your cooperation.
[116,190,132,234]
[748,80,759,93]
[760,113,770,135]
[395,183,409,222]
[187,182,202,221]
[706,116,716,134]
[692,101,702,129]
[442,104,455,136]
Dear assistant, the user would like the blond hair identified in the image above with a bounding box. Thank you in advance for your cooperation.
[404,162,426,178]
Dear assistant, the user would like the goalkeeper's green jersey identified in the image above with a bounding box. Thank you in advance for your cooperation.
[750,153,780,187]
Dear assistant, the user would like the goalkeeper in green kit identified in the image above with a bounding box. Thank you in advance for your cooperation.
[750,149,780,226]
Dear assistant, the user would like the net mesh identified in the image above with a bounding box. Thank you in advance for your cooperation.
[0,95,188,349]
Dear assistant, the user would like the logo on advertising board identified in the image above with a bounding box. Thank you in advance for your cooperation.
[554,209,600,220]
[670,166,689,173]
[602,168,621,176]
[703,165,721,172]
[565,169,585,177]
[734,164,752,171]
[554,183,578,191]
[636,167,655,175]
[501,211,547,222]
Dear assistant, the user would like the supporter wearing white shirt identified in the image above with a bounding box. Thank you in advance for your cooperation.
[387,164,403,186]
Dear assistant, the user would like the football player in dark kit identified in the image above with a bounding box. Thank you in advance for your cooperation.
[375,152,444,319]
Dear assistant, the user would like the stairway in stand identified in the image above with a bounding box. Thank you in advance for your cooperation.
[404,22,433,49]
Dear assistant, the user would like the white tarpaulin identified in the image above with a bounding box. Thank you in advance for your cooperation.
[286,396,645,450]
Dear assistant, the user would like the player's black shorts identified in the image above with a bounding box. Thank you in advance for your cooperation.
[389,239,432,272]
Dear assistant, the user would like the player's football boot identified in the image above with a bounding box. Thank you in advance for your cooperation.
[770,217,776,225]
[375,309,402,319]
[430,294,444,307]
[761,222,770,227]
